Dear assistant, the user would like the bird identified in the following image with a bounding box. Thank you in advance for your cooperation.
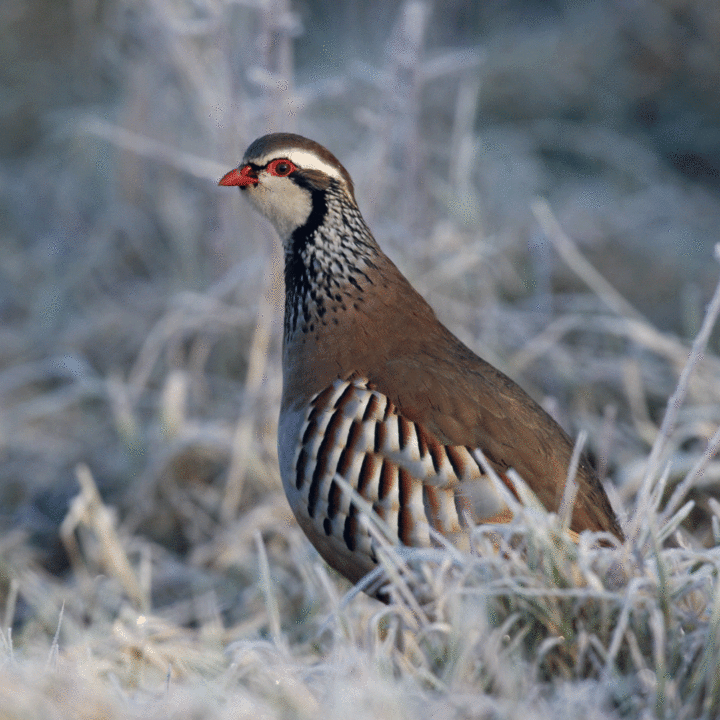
[219,132,623,598]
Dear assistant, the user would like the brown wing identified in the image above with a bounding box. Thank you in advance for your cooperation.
[356,265,623,540]
[372,329,622,539]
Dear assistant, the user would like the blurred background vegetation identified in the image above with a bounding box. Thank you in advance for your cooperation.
[2,0,720,711]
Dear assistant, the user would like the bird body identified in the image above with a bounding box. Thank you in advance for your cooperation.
[219,133,622,595]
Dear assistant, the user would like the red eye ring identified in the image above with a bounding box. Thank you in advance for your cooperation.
[266,158,297,177]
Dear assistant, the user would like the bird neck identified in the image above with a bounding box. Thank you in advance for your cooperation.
[282,185,381,341]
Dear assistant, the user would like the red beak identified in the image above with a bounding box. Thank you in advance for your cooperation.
[218,164,258,187]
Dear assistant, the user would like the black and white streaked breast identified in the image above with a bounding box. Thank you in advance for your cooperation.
[279,378,511,566]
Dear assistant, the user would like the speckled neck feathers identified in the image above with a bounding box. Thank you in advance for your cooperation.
[283,180,380,341]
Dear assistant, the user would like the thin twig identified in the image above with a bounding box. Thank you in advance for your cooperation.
[531,198,647,323]
[254,530,285,651]
[80,116,227,180]
[560,430,586,532]
[636,251,720,533]
[661,423,720,524]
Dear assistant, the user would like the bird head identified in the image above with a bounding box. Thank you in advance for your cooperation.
[219,133,356,241]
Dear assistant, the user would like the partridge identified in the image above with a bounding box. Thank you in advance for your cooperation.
[219,133,623,597]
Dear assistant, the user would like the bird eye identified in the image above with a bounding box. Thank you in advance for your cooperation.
[267,159,296,177]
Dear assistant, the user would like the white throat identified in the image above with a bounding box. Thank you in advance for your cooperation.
[246,174,313,240]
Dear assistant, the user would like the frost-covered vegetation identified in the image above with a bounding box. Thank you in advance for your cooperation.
[2,1,720,718]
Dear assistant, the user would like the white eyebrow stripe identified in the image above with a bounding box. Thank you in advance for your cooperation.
[254,148,344,182]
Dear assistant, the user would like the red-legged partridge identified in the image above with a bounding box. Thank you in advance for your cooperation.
[219,133,623,598]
